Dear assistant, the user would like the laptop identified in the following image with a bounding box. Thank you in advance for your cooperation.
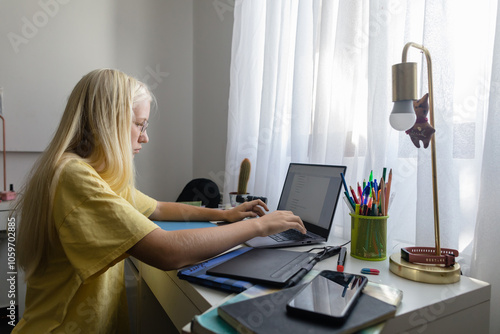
[245,163,346,248]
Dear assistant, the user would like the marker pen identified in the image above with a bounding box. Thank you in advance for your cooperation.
[337,247,347,272]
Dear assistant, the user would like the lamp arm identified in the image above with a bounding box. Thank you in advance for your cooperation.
[402,42,440,256]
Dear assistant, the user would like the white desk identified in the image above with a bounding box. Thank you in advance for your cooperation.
[138,238,491,333]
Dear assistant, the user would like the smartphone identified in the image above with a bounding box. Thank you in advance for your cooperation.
[286,270,368,324]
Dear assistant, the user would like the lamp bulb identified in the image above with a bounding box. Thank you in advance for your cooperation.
[390,100,416,131]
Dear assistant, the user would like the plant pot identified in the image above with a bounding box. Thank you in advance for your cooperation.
[229,192,249,207]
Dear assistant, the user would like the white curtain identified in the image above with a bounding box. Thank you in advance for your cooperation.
[225,1,499,331]
[471,1,500,331]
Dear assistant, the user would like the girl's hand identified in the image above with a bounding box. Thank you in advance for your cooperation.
[223,200,269,222]
[250,210,306,237]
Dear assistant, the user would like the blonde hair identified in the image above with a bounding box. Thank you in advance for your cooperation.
[17,69,152,278]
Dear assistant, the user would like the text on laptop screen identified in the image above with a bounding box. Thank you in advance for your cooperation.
[278,164,344,229]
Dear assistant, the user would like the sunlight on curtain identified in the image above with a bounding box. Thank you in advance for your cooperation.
[470,3,500,332]
[225,3,498,328]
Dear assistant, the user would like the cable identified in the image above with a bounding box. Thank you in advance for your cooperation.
[305,241,351,262]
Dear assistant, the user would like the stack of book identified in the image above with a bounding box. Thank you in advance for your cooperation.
[189,272,402,334]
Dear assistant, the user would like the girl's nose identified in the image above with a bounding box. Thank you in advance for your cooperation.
[139,131,149,143]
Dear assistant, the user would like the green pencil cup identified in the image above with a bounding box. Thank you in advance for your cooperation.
[350,213,388,261]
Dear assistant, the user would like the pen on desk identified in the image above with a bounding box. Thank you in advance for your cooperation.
[284,269,308,288]
[284,257,319,288]
[337,247,347,272]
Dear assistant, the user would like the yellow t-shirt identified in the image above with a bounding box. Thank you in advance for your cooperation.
[13,159,159,333]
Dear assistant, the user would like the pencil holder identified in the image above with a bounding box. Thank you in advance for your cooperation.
[350,213,388,261]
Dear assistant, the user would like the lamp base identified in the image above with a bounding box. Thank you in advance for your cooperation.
[389,252,460,284]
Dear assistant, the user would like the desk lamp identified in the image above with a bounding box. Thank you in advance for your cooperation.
[388,42,460,284]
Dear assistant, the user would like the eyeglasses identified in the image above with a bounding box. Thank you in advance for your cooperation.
[135,119,149,136]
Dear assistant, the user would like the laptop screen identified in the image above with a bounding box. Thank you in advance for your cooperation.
[277,163,346,233]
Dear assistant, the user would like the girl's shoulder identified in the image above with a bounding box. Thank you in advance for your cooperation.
[56,156,110,196]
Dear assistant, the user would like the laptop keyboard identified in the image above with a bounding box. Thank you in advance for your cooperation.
[269,229,310,242]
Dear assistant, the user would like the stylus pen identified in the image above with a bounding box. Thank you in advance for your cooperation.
[284,257,319,288]
[337,247,347,272]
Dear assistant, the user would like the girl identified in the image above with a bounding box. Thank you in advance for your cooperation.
[13,69,305,333]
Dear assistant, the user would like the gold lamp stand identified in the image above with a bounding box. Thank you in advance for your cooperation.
[389,253,460,284]
[389,42,460,284]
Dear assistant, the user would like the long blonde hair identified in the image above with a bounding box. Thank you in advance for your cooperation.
[17,69,152,278]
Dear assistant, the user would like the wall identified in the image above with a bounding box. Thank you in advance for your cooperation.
[0,0,234,200]
[0,0,199,201]
[115,0,195,201]
[192,0,234,198]
[0,0,117,152]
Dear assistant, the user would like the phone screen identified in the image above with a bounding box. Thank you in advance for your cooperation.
[286,270,367,322]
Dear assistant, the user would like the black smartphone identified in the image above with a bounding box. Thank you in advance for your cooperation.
[286,270,368,324]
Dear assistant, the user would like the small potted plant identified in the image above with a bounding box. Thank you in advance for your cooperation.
[229,158,251,207]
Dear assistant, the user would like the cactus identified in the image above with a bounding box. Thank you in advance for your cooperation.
[237,158,251,194]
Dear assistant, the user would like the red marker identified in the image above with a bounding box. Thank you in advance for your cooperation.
[337,247,347,272]
[350,186,359,204]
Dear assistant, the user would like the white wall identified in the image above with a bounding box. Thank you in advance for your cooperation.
[0,0,221,202]
[192,0,234,197]
[0,0,117,152]
[114,0,195,201]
